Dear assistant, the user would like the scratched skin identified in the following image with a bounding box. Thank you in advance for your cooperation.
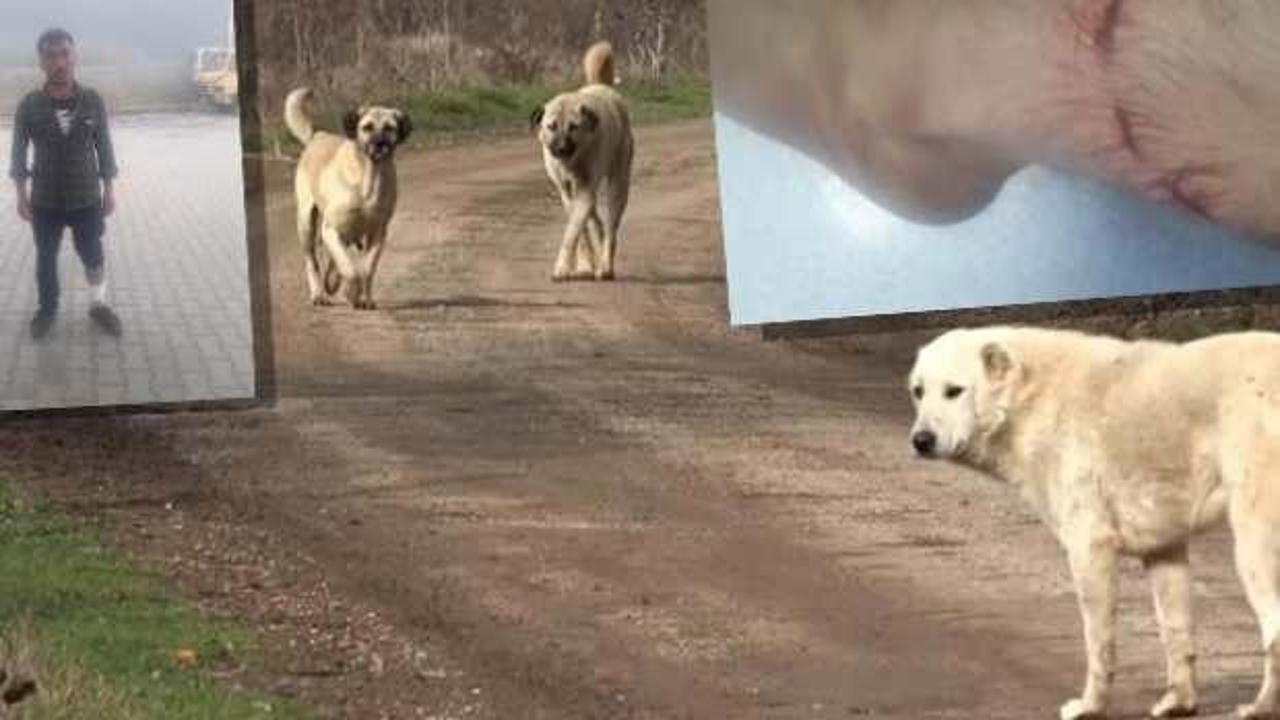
[708,0,1280,241]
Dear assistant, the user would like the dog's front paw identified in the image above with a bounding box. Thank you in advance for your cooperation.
[310,295,331,307]
[595,268,615,281]
[1237,702,1279,719]
[1150,688,1197,718]
[1061,698,1107,720]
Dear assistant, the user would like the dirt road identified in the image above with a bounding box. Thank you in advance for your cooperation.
[1,119,1266,719]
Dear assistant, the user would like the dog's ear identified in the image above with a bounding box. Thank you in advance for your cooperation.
[342,108,361,139]
[529,106,544,131]
[980,342,1014,384]
[580,106,599,131]
[396,110,414,144]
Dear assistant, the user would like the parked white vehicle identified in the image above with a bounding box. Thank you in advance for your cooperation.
[192,46,237,109]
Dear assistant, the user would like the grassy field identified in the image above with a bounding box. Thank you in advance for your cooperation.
[0,483,308,720]
[262,74,712,153]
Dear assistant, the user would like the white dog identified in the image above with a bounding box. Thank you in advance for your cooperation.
[908,325,1280,720]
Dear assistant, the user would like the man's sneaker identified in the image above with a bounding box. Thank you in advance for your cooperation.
[29,307,56,340]
[89,302,122,337]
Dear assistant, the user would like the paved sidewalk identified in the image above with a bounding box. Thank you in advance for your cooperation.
[0,113,255,411]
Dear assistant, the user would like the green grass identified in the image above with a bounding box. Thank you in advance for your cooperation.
[0,484,309,719]
[262,75,713,154]
[621,75,714,125]
[401,82,555,135]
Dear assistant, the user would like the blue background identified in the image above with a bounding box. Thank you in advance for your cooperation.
[713,112,1280,326]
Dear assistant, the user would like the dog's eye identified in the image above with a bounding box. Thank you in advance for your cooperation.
[362,122,374,132]
[944,385,964,399]
[912,385,924,400]
[548,121,559,131]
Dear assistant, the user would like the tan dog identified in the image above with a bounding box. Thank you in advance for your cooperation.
[530,41,634,282]
[285,88,412,309]
[909,325,1280,720]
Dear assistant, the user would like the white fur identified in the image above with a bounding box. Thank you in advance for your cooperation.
[909,325,1280,719]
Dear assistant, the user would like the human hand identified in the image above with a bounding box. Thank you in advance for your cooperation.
[708,0,1280,239]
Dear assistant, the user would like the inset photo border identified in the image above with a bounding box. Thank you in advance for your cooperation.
[0,0,261,414]
[706,0,1280,330]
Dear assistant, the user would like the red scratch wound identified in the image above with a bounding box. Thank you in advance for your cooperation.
[1113,106,1141,160]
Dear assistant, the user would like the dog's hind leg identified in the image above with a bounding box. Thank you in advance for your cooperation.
[553,196,593,282]
[596,182,627,281]
[299,206,328,305]
[1230,486,1280,719]
[358,229,387,310]
[1142,544,1199,718]
[320,223,362,308]
[599,143,633,281]
[576,210,605,279]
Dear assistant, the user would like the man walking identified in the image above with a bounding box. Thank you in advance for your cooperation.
[10,27,121,340]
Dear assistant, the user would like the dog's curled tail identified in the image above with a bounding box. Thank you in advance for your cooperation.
[284,87,316,144]
[583,41,617,86]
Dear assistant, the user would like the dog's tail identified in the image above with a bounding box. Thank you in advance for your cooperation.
[284,87,316,144]
[583,41,617,86]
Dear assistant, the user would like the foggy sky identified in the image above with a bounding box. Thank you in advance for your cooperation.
[0,0,232,64]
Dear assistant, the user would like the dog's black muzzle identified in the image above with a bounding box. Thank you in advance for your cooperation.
[366,134,396,160]
[911,429,938,457]
[550,137,577,159]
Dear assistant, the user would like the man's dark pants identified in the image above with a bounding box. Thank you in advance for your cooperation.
[31,205,104,312]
